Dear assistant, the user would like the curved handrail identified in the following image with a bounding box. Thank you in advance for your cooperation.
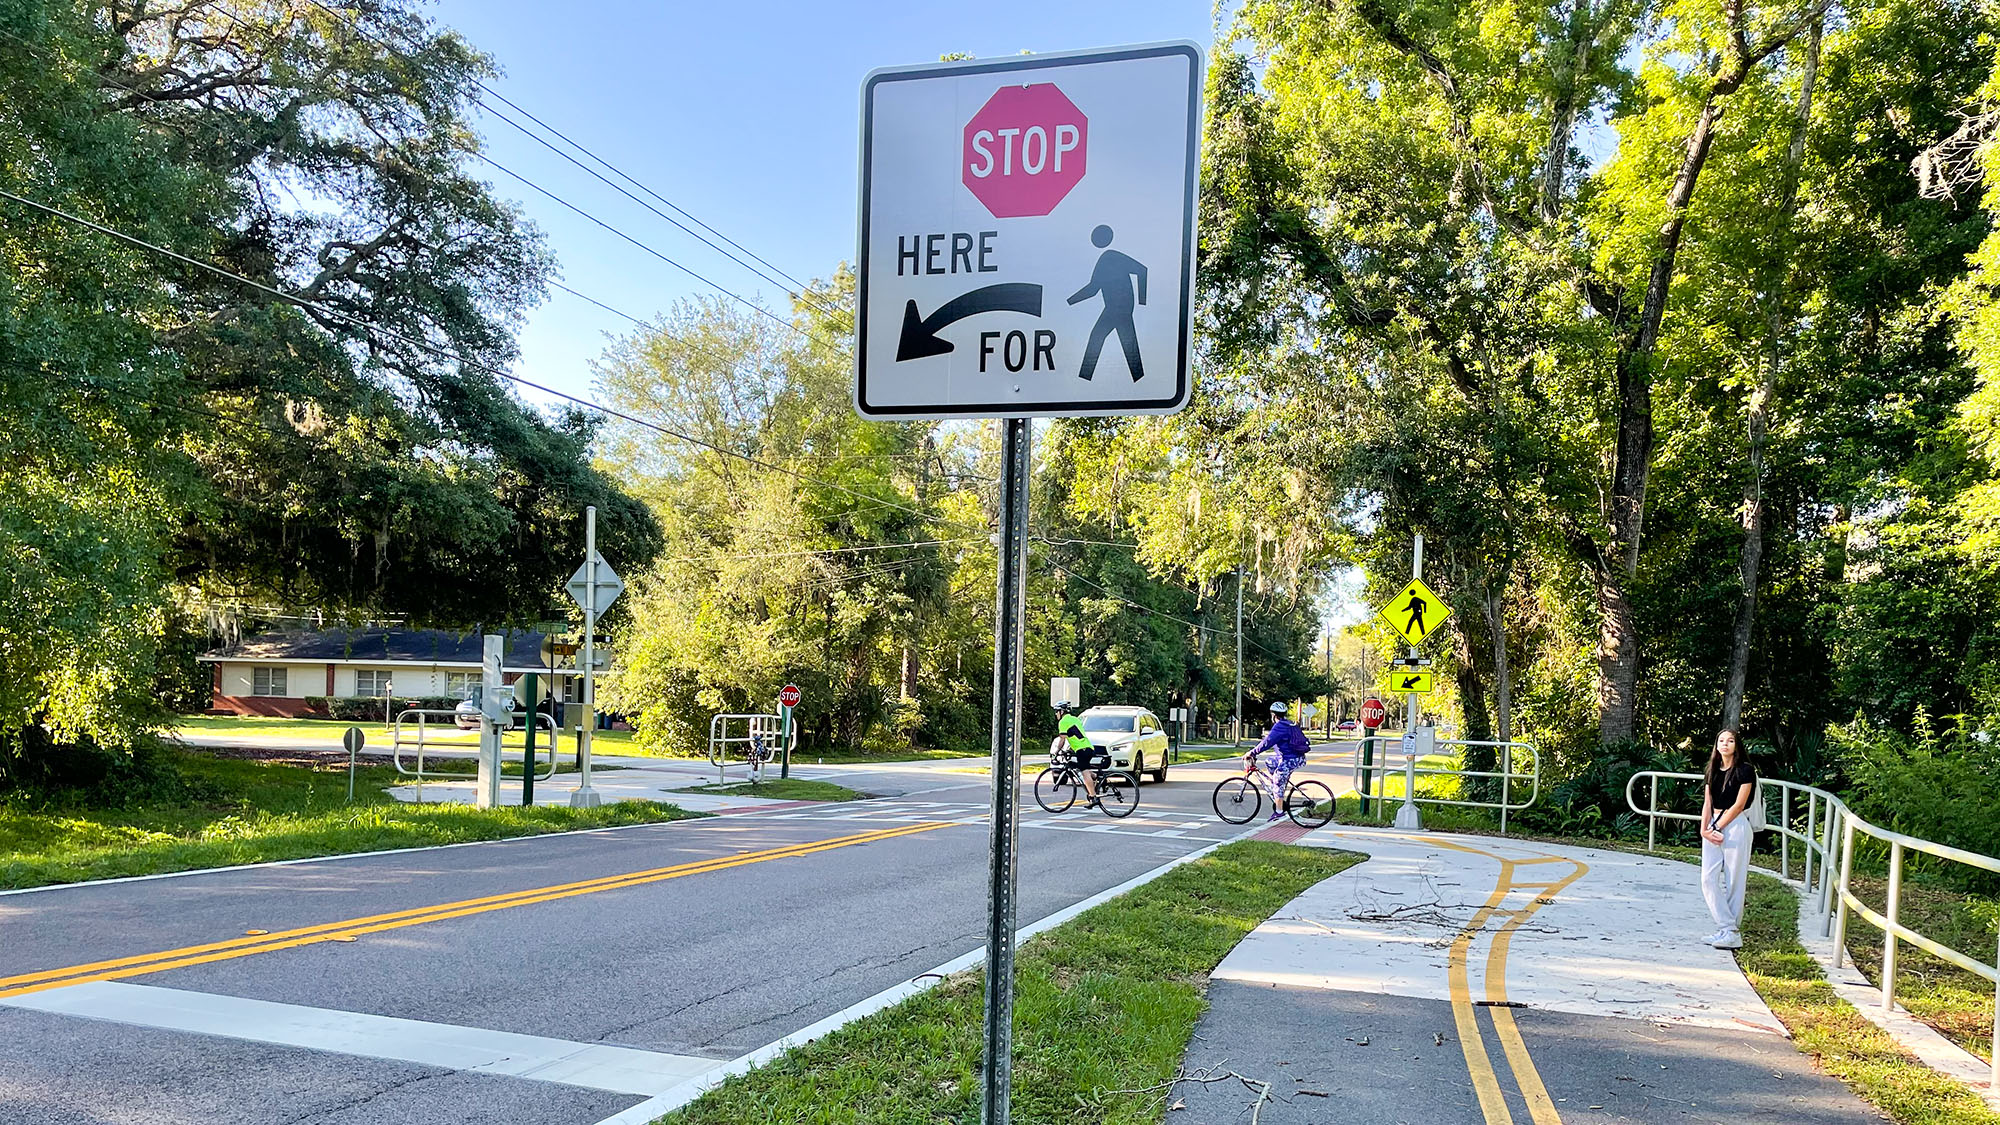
[1350,737,1542,817]
[1627,768,2000,1085]
[392,708,557,783]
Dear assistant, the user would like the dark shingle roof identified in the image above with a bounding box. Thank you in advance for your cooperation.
[201,628,549,669]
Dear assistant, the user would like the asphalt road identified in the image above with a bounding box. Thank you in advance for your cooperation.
[0,748,1286,1124]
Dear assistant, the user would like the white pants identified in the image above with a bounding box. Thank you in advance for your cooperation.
[1701,816,1752,932]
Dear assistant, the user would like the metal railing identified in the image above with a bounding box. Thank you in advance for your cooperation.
[1346,736,1542,832]
[391,708,558,784]
[708,713,785,784]
[1627,770,2000,1086]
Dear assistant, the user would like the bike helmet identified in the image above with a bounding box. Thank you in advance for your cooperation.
[1054,701,1076,714]
[1269,701,1289,717]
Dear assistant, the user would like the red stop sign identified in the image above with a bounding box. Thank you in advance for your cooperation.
[962,83,1088,219]
[1359,697,1387,730]
[779,684,802,708]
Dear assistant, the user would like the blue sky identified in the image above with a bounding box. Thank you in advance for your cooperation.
[427,0,1218,405]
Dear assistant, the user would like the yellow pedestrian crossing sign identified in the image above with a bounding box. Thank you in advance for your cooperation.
[1378,578,1449,645]
[1388,669,1435,694]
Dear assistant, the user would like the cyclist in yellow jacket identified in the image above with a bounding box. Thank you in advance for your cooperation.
[1054,702,1107,809]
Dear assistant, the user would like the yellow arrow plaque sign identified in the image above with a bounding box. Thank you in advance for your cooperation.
[1387,669,1435,694]
[1377,578,1450,645]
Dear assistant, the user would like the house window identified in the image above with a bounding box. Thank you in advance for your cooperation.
[252,667,288,697]
[354,670,391,698]
[446,672,482,700]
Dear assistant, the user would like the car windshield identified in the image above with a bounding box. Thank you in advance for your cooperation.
[1080,714,1136,732]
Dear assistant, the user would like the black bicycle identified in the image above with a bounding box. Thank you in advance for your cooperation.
[1212,763,1335,828]
[1034,749,1140,818]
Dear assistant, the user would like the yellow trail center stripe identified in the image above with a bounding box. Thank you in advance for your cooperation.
[0,822,948,999]
[1448,856,1521,1125]
[1485,859,1589,1125]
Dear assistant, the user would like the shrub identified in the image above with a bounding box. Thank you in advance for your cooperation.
[1827,710,2000,889]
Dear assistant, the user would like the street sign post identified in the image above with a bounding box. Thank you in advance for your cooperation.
[857,44,1202,421]
[566,507,620,809]
[778,683,801,779]
[1381,537,1433,829]
[342,726,365,802]
[857,43,1202,1125]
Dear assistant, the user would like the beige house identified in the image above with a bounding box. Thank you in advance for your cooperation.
[200,629,561,717]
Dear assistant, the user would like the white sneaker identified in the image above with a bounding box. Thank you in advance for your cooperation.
[1702,930,1726,946]
[1712,931,1742,950]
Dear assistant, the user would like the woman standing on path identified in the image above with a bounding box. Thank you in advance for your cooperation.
[1700,729,1757,949]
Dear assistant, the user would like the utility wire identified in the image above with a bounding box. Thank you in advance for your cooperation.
[284,0,844,326]
[0,186,956,535]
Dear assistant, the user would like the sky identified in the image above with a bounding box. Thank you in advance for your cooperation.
[426,0,1219,407]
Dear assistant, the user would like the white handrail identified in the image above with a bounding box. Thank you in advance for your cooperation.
[708,713,785,783]
[1346,736,1541,832]
[1627,769,2000,1087]
[392,708,557,783]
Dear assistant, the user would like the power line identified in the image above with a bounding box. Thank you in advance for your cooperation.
[283,0,845,326]
[657,536,986,566]
[0,185,953,535]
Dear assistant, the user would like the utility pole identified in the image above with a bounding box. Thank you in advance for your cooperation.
[1233,564,1245,746]
[1323,627,1333,736]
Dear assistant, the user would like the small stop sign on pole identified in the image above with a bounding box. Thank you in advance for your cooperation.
[1360,697,1387,730]
[962,84,1088,218]
[779,684,802,709]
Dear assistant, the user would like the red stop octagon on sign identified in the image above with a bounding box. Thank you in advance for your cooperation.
[1360,697,1387,729]
[962,84,1088,219]
[779,684,802,708]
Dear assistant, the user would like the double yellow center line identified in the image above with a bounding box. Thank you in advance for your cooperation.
[1422,836,1590,1125]
[0,821,949,1001]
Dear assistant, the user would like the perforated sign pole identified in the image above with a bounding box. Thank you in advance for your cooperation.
[982,417,1031,1125]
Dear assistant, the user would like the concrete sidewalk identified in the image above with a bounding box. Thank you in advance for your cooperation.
[1173,826,1879,1124]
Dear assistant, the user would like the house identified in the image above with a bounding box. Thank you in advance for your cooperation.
[198,628,572,717]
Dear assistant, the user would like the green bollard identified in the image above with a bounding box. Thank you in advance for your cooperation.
[522,673,538,807]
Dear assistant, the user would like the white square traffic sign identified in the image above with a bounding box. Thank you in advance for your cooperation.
[856,43,1202,420]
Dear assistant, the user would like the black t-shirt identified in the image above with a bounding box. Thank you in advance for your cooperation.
[1708,760,1756,816]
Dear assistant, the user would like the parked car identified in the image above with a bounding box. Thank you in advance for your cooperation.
[1337,719,1359,732]
[1075,705,1171,783]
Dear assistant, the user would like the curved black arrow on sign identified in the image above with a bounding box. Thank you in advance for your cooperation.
[896,283,1044,361]
[1400,676,1423,690]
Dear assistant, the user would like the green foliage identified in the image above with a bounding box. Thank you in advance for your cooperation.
[0,2,657,772]
[1828,711,2000,880]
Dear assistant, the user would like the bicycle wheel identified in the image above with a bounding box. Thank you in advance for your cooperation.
[1286,780,1336,828]
[1097,771,1140,818]
[1033,767,1077,813]
[1212,776,1262,824]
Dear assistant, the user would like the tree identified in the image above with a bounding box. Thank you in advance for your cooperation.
[0,1,655,771]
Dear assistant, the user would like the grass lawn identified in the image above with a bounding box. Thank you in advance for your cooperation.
[616,743,971,765]
[661,840,1361,1124]
[1835,875,1998,1065]
[174,714,636,750]
[1737,874,2000,1125]
[0,745,699,890]
[673,779,868,803]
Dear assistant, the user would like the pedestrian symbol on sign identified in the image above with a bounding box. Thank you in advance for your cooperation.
[1068,225,1148,382]
[1376,578,1450,646]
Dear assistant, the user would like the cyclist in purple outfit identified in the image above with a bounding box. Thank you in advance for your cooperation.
[1244,701,1311,821]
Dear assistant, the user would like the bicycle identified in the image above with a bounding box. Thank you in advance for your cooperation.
[1033,747,1140,818]
[1212,758,1335,827]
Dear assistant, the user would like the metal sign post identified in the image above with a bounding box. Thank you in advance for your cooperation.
[982,417,1032,1125]
[522,672,539,806]
[342,726,365,803]
[855,44,1202,1125]
[778,683,801,779]
[565,506,623,809]
[1394,534,1425,830]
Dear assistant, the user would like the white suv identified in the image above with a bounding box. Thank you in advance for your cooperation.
[1077,706,1171,783]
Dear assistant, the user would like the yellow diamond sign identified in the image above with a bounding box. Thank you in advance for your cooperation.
[1377,578,1450,645]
